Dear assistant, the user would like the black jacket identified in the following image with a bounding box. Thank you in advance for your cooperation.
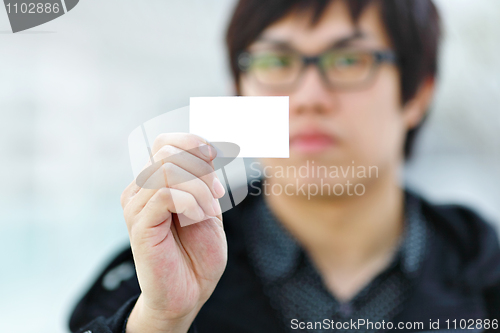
[69,190,500,333]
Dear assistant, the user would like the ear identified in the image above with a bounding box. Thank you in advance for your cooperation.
[402,77,436,130]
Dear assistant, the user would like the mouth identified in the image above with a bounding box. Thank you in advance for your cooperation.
[289,131,337,154]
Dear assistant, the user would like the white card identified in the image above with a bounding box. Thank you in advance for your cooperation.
[189,96,289,158]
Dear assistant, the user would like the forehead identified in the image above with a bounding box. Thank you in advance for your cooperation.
[255,0,391,53]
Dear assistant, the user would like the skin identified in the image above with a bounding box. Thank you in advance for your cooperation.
[122,134,228,333]
[122,1,435,332]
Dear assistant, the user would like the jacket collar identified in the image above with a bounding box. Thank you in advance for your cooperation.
[244,190,429,285]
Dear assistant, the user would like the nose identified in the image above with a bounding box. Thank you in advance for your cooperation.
[289,65,338,117]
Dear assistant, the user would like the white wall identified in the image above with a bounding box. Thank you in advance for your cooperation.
[0,1,498,332]
[406,0,500,225]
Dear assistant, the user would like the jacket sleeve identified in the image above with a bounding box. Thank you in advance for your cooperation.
[480,222,500,330]
[460,208,500,330]
[71,295,139,333]
[430,203,500,329]
[69,247,141,332]
[68,247,198,333]
[71,296,198,333]
[484,285,500,331]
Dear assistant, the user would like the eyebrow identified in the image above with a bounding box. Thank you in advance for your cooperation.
[254,31,366,52]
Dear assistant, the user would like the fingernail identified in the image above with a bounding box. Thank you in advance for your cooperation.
[213,178,226,198]
[212,198,222,215]
[199,144,212,160]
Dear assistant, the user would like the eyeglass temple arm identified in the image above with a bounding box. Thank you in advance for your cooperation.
[375,50,397,64]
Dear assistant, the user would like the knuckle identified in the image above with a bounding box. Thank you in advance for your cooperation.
[123,198,132,214]
[196,176,211,191]
[123,204,137,224]
[188,136,200,147]
[123,202,131,216]
[155,187,173,204]
[120,183,136,208]
[188,133,204,143]
[124,212,136,233]
[155,133,170,145]
[200,168,216,182]
[155,187,169,198]
[128,222,141,242]
[152,133,171,152]
[192,180,213,203]
[120,191,127,208]
[181,133,203,150]
[162,162,176,174]
[200,163,215,176]
[158,145,177,158]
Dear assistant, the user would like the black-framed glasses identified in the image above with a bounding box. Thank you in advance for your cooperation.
[237,48,397,90]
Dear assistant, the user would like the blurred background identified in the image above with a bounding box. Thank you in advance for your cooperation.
[0,0,499,332]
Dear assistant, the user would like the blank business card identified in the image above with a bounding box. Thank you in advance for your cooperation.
[190,96,289,158]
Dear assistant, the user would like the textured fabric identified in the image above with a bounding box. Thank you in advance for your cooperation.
[71,295,138,333]
[243,192,430,332]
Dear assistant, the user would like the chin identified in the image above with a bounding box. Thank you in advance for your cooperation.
[263,172,371,200]
[260,154,380,197]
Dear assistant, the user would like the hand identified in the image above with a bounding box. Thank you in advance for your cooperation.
[120,133,228,333]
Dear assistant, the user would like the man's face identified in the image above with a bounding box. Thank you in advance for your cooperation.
[240,1,414,195]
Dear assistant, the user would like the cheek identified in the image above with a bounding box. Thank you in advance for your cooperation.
[239,76,257,96]
[340,69,406,166]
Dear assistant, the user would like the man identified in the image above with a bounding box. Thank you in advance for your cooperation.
[70,1,500,332]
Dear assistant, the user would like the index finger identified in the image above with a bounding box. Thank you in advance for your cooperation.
[151,133,217,164]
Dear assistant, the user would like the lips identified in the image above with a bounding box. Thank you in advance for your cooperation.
[290,131,337,154]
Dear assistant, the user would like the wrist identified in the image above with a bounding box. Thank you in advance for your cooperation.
[126,295,200,333]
